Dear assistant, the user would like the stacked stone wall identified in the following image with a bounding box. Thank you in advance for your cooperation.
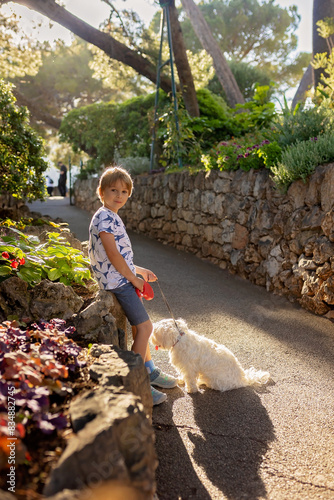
[74,164,334,318]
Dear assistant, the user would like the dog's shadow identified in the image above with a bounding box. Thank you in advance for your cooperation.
[189,385,275,500]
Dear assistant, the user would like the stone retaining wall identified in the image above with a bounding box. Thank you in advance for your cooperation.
[74,164,334,318]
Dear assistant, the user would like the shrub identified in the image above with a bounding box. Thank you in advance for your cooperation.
[59,92,165,172]
[233,84,277,131]
[0,79,48,201]
[201,133,281,172]
[272,101,332,147]
[270,133,334,191]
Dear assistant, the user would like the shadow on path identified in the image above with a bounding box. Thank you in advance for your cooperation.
[153,388,212,500]
[189,387,275,500]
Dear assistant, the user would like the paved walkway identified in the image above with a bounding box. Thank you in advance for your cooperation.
[28,196,334,500]
[29,196,92,242]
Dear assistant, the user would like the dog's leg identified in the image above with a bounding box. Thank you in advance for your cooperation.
[182,370,199,393]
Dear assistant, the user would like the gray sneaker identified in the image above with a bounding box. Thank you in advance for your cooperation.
[151,386,167,405]
[150,368,178,389]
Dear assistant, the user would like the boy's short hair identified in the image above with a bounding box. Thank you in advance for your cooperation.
[97,166,133,200]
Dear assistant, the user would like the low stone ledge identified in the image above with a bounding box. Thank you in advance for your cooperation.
[45,482,151,500]
[89,344,153,418]
[70,290,127,348]
[44,387,157,498]
[0,277,84,324]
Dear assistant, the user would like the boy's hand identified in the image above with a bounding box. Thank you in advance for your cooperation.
[135,266,157,283]
[132,276,145,292]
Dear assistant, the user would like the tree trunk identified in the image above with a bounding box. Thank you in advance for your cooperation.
[168,1,200,117]
[3,0,173,93]
[291,64,314,109]
[180,0,245,107]
[13,88,62,129]
[313,0,334,89]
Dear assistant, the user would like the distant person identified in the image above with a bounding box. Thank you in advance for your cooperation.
[57,161,67,197]
[45,175,54,196]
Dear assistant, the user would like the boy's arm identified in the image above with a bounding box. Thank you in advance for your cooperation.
[99,232,144,291]
[135,265,157,282]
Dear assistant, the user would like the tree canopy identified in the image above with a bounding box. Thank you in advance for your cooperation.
[0,79,48,201]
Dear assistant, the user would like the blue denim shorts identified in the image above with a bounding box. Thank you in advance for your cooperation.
[111,282,149,326]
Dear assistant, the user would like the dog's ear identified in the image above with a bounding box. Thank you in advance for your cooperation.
[152,319,179,350]
[151,321,166,349]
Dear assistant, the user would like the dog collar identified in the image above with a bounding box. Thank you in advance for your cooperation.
[172,330,185,349]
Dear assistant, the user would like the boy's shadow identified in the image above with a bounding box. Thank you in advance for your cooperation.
[153,387,213,500]
[189,385,275,500]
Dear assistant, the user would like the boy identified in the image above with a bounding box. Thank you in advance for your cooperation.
[88,166,177,405]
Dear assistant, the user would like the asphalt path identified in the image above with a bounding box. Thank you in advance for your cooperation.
[29,197,334,500]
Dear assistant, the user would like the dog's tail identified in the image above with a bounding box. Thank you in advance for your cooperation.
[244,367,270,386]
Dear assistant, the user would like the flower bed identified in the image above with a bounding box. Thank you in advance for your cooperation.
[0,318,96,498]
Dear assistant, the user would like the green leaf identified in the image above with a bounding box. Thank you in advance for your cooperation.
[0,265,12,276]
[47,268,63,281]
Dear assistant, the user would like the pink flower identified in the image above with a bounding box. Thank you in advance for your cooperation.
[2,252,9,259]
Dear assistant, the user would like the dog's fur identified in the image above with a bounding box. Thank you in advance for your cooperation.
[151,318,270,393]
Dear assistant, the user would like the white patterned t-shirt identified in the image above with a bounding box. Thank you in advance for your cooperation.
[88,207,135,290]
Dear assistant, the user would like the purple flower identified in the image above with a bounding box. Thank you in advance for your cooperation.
[237,155,243,159]
[244,153,250,157]
[261,139,270,144]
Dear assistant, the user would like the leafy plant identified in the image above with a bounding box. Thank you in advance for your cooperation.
[272,97,331,147]
[0,224,91,286]
[312,17,334,106]
[201,134,281,172]
[157,102,203,168]
[0,319,85,468]
[0,79,48,202]
[233,84,277,131]
[270,132,334,191]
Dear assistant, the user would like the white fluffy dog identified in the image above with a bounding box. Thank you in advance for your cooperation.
[151,318,270,393]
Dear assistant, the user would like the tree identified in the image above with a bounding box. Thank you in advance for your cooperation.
[11,38,117,129]
[178,0,306,90]
[0,0,173,94]
[0,11,42,78]
[0,79,48,201]
[292,0,334,107]
[0,0,201,119]
[180,0,245,107]
[98,0,200,116]
[168,0,200,116]
[313,0,334,88]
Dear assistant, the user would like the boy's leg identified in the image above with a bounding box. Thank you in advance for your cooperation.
[131,322,167,405]
[132,324,177,389]
[131,319,152,360]
[132,325,152,361]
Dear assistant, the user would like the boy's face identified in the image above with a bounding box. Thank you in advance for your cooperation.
[101,179,130,213]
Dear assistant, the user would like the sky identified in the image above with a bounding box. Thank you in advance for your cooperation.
[2,0,313,54]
